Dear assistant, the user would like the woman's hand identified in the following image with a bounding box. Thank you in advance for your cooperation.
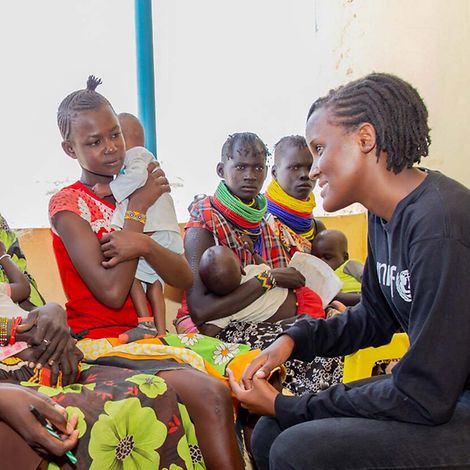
[100,230,148,268]
[241,335,295,389]
[128,163,171,212]
[270,267,305,289]
[228,369,278,416]
[0,384,79,456]
[16,346,82,387]
[16,304,82,384]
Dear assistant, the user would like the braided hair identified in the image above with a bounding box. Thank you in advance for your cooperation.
[307,73,431,173]
[221,132,270,162]
[57,75,114,140]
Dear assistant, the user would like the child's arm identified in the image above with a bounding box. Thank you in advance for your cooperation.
[333,291,361,306]
[334,260,363,305]
[343,260,364,282]
[0,241,30,303]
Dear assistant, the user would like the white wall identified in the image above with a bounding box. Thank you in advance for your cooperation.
[1,0,469,227]
[309,0,470,185]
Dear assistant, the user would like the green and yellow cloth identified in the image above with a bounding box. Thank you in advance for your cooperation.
[0,213,45,308]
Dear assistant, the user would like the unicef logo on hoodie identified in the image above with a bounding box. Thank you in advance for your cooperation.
[396,269,412,302]
[377,262,412,303]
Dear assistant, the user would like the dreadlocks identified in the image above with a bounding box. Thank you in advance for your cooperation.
[221,132,270,162]
[307,73,431,174]
[57,75,114,140]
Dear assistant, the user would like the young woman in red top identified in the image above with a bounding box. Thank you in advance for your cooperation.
[49,76,244,469]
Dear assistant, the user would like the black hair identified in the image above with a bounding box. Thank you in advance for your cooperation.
[274,135,308,152]
[273,135,308,165]
[57,75,114,140]
[307,73,431,174]
[221,132,270,162]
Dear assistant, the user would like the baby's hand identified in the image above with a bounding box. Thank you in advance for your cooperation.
[241,234,254,254]
[92,183,112,198]
[0,241,6,256]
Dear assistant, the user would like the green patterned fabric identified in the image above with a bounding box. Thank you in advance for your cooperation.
[20,364,205,469]
[0,213,45,308]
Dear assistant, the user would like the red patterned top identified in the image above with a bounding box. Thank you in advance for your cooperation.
[49,181,138,338]
[186,196,290,268]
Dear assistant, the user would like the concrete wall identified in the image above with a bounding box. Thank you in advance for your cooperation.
[310,0,470,188]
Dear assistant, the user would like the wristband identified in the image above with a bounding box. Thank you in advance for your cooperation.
[124,210,146,225]
[0,254,11,263]
[255,270,277,292]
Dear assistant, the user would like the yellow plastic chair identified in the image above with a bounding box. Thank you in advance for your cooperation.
[343,333,410,383]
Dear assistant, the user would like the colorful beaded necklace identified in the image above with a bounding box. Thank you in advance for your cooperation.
[211,181,267,238]
[265,179,316,240]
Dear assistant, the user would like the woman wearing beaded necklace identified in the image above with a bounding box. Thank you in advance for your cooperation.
[179,132,344,396]
[266,135,326,256]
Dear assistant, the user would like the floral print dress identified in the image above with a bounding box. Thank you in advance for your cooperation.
[21,363,205,470]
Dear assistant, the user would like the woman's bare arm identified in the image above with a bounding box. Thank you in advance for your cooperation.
[100,231,193,290]
[52,211,140,309]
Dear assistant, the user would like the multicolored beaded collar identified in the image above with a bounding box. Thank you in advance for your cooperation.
[211,181,267,237]
[265,179,316,241]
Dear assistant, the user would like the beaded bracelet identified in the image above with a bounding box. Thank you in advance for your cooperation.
[255,270,277,292]
[9,317,22,345]
[0,316,9,346]
[124,210,146,225]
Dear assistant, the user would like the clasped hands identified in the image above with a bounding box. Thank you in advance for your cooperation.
[228,335,295,416]
[16,303,83,386]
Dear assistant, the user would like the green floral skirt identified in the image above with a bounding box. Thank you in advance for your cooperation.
[21,363,205,470]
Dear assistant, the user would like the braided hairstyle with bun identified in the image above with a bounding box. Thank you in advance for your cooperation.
[57,75,114,140]
[307,73,431,174]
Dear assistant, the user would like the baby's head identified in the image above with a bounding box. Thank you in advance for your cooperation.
[311,229,349,271]
[118,112,145,150]
[57,76,125,175]
[199,246,242,296]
